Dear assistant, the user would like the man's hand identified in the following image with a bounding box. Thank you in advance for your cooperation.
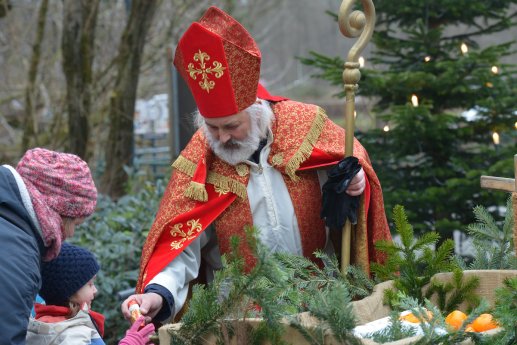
[346,167,365,196]
[121,293,163,324]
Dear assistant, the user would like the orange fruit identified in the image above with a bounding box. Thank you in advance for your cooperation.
[465,324,475,332]
[471,313,498,332]
[445,310,468,330]
[400,312,420,323]
[400,310,433,323]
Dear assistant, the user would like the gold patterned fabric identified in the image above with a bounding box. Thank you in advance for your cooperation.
[136,100,391,292]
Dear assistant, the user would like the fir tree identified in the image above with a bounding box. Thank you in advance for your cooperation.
[300,0,517,242]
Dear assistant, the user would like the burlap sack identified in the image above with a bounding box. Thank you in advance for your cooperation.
[350,270,516,345]
[158,270,516,345]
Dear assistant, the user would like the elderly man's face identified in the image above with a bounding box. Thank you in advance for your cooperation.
[203,102,271,166]
[204,110,251,146]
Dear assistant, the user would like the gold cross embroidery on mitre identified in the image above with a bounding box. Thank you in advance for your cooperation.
[187,50,225,93]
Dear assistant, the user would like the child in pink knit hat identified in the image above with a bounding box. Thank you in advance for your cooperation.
[0,148,98,344]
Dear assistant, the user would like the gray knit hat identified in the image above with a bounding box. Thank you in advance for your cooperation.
[40,242,100,306]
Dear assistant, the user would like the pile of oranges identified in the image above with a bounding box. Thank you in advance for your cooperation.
[400,309,499,333]
[445,310,499,332]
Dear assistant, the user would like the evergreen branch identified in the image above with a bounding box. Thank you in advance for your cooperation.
[367,311,418,343]
[488,277,517,345]
[424,269,481,314]
[286,315,326,345]
[466,197,516,270]
[442,11,517,41]
[393,205,415,248]
[413,232,441,250]
[501,196,515,243]
[305,282,361,345]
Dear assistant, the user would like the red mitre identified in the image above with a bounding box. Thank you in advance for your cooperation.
[174,6,262,118]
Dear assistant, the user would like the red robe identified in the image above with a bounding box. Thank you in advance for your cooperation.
[136,100,391,292]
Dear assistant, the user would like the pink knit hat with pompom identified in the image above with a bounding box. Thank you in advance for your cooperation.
[16,148,97,260]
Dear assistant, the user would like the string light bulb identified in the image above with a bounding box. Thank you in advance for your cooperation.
[492,132,500,145]
[354,110,357,118]
[424,56,431,62]
[491,66,499,74]
[358,56,365,68]
[383,125,390,132]
[460,43,468,55]
[514,121,517,130]
[411,94,419,107]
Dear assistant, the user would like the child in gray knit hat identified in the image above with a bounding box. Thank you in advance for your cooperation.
[26,243,155,345]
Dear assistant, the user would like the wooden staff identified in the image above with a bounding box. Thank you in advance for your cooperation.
[338,0,376,272]
[480,154,517,256]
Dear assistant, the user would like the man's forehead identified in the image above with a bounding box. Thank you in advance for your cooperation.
[204,111,248,126]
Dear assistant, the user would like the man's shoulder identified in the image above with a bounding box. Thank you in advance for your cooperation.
[272,100,326,128]
[273,100,322,115]
[179,129,209,161]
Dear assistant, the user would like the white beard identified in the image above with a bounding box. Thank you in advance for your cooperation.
[201,101,273,166]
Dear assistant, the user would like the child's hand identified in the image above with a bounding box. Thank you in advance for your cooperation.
[118,316,155,345]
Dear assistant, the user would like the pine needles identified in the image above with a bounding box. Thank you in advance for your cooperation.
[169,226,369,345]
[170,226,292,345]
[167,199,516,345]
[424,269,480,314]
[462,195,516,270]
[475,277,517,345]
[371,205,459,308]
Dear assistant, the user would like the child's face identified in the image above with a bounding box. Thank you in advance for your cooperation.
[62,217,86,238]
[70,275,97,309]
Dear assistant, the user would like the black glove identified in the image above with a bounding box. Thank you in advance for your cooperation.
[320,156,362,230]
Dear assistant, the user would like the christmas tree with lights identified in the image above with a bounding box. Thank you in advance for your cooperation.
[301,0,517,244]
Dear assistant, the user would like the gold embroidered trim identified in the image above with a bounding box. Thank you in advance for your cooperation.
[235,164,249,177]
[271,153,283,166]
[184,181,208,202]
[170,219,203,250]
[285,107,327,181]
[207,172,247,199]
[172,155,247,199]
[214,185,230,196]
[172,155,196,176]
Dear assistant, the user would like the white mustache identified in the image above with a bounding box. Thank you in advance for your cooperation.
[202,101,274,165]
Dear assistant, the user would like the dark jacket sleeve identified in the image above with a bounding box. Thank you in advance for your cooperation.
[0,166,43,344]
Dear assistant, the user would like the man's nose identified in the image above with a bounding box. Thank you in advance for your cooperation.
[219,130,231,143]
